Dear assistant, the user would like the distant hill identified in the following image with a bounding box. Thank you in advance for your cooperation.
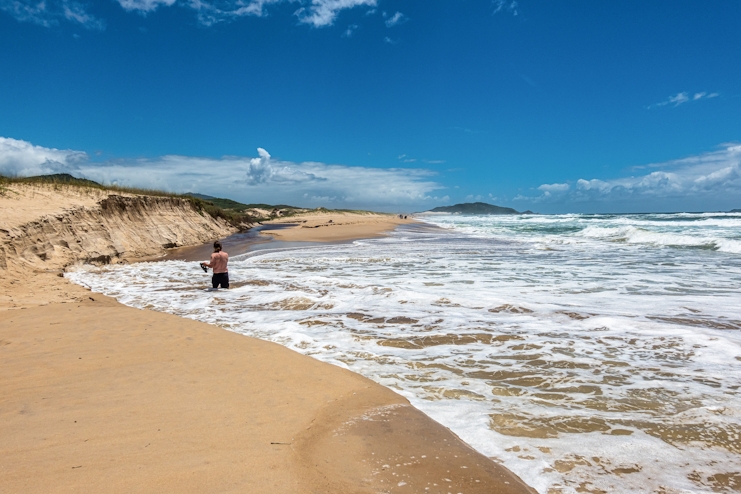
[428,202,522,215]
[731,209,741,213]
[185,193,252,212]
[22,173,101,187]
[185,193,299,213]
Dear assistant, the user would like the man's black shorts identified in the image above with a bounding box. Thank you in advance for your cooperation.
[212,272,229,289]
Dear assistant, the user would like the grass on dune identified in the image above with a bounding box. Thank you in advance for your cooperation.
[0,174,257,228]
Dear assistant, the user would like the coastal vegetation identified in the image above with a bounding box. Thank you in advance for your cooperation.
[1,173,253,227]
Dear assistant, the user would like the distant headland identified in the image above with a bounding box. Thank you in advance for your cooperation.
[426,202,533,215]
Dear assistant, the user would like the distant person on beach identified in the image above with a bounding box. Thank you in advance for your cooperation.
[201,241,229,289]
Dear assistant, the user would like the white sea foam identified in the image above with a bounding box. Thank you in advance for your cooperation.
[68,213,741,493]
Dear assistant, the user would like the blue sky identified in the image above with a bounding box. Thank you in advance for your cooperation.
[1,0,739,213]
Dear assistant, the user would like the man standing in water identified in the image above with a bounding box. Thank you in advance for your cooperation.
[201,241,229,289]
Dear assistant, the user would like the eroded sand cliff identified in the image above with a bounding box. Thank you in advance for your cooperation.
[0,184,237,271]
[0,183,238,308]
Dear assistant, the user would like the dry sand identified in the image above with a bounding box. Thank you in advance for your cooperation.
[261,211,415,242]
[0,183,114,231]
[1,187,535,493]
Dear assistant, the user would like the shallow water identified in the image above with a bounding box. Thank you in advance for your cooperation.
[69,213,741,493]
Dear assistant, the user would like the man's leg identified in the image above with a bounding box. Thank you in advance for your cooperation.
[212,273,229,289]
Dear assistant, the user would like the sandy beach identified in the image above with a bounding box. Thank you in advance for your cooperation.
[261,211,415,242]
[1,184,535,493]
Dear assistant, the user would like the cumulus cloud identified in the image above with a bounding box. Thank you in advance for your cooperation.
[0,0,105,29]
[0,137,88,176]
[233,148,444,206]
[0,137,446,210]
[244,147,323,185]
[519,144,741,208]
[649,91,719,109]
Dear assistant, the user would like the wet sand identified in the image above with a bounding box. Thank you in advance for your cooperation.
[0,296,535,493]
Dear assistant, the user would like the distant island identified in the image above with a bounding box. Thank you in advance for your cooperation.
[731,209,741,213]
[427,202,532,215]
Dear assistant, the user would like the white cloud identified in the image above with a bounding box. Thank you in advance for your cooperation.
[383,36,397,44]
[2,0,376,28]
[244,147,322,184]
[650,91,719,108]
[117,0,176,13]
[0,0,105,29]
[538,183,569,192]
[177,0,289,26]
[520,144,741,207]
[116,0,280,17]
[0,137,88,176]
[492,0,518,16]
[294,0,377,27]
[342,23,357,37]
[384,11,406,28]
[0,137,446,210]
[398,154,446,165]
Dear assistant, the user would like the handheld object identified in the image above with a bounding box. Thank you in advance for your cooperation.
[200,262,208,273]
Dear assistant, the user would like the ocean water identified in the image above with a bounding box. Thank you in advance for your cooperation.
[68,212,741,493]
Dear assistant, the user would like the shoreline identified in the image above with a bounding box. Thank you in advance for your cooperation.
[0,189,535,493]
[1,296,535,493]
[259,211,417,242]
